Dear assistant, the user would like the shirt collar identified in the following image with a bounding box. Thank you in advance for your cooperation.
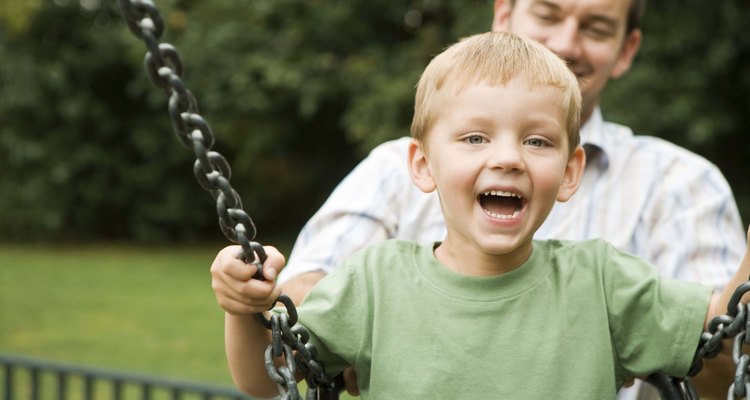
[580,107,604,149]
[579,107,609,164]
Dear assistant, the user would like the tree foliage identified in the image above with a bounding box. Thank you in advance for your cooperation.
[0,0,747,243]
[601,0,750,225]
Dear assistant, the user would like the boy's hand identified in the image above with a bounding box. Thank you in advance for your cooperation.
[210,245,285,315]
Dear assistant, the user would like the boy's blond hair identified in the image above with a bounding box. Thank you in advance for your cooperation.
[411,32,581,154]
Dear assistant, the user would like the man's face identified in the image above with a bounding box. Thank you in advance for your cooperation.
[493,0,641,122]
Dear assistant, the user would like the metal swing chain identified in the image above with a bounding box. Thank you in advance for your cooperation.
[115,1,338,398]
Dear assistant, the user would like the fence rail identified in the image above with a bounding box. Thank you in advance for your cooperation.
[0,353,251,400]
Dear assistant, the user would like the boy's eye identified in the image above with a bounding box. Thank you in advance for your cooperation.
[524,138,548,147]
[464,135,486,144]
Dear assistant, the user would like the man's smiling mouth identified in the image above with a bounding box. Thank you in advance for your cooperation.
[479,190,526,220]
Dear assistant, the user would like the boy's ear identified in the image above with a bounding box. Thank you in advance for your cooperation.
[492,0,513,32]
[408,140,437,193]
[557,145,586,202]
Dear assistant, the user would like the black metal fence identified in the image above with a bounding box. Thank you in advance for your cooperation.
[0,353,252,400]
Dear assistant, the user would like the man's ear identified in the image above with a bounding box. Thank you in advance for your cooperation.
[408,139,437,193]
[492,0,513,32]
[611,29,642,79]
[557,145,586,202]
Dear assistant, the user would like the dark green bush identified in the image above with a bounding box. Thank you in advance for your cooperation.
[0,0,746,243]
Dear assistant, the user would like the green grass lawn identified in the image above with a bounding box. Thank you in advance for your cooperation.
[0,242,356,399]
[0,243,233,384]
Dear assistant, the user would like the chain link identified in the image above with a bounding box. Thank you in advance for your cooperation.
[115,1,338,398]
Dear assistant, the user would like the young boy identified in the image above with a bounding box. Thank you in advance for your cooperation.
[210,32,750,399]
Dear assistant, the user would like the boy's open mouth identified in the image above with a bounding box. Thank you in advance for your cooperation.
[479,190,526,220]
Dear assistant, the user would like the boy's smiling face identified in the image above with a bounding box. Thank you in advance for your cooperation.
[409,79,584,275]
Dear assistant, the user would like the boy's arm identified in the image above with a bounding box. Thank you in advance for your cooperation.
[224,313,277,398]
[210,245,286,398]
[707,225,750,327]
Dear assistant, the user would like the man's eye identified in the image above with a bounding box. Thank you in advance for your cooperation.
[586,26,614,39]
[534,12,556,22]
[530,7,559,23]
[582,20,617,39]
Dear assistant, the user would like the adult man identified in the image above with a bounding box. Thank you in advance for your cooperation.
[276,0,746,398]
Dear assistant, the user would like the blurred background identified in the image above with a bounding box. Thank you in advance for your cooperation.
[0,0,748,396]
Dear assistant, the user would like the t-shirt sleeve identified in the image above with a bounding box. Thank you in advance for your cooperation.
[288,257,370,378]
[601,242,713,382]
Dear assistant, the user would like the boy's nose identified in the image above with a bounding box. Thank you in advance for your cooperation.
[487,144,524,172]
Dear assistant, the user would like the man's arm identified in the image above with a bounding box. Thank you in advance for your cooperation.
[646,161,745,291]
[277,138,416,302]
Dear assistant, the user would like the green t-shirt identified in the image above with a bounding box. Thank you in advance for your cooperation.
[295,239,711,399]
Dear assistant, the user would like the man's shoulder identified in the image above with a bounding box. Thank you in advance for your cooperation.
[601,120,720,171]
[351,137,412,174]
[367,137,412,158]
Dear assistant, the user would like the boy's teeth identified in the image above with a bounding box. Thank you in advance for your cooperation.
[483,190,520,198]
[483,209,521,219]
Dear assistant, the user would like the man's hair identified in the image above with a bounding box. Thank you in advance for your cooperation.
[411,31,581,153]
[626,0,646,34]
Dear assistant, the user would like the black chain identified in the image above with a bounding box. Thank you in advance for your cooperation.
[115,1,338,398]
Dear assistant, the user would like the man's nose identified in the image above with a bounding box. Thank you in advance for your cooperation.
[544,18,582,61]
